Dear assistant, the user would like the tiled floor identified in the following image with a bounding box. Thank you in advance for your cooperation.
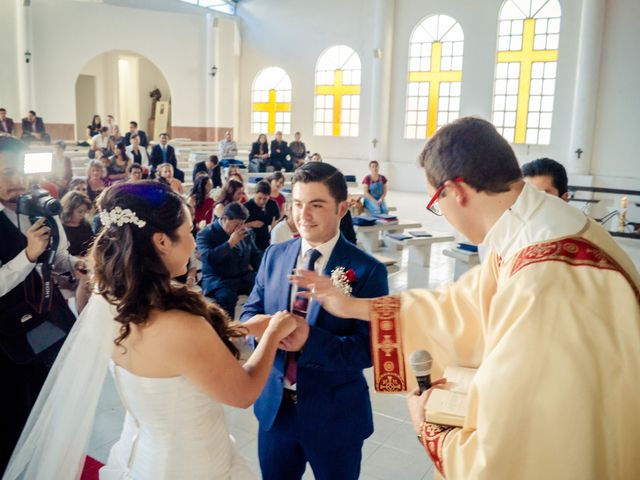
[86,189,640,479]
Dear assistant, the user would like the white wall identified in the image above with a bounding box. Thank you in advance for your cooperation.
[0,0,20,116]
[591,0,640,181]
[22,0,209,129]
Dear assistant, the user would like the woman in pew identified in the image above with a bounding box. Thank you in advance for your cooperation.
[86,160,109,204]
[249,133,270,172]
[85,114,102,141]
[189,175,215,229]
[106,144,131,183]
[270,200,298,244]
[362,160,389,214]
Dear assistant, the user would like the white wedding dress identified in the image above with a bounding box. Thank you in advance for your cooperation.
[100,361,256,480]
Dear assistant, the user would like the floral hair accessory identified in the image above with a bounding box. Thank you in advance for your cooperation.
[330,267,356,296]
[99,206,147,229]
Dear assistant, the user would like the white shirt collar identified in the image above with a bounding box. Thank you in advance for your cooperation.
[300,230,341,265]
[482,183,587,262]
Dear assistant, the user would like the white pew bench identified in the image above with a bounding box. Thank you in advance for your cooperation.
[354,220,422,253]
[443,247,481,280]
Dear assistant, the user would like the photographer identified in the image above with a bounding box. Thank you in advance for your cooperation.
[0,137,83,473]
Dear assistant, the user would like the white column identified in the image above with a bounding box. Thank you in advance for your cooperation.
[368,0,395,162]
[567,0,606,175]
[15,0,34,115]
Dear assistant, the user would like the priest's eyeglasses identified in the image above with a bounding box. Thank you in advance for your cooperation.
[426,177,465,216]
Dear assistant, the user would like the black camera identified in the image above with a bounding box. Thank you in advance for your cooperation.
[16,189,61,218]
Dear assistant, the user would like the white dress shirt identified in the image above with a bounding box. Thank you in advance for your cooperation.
[0,202,77,297]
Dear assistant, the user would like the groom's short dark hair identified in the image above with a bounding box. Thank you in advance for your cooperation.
[292,162,347,203]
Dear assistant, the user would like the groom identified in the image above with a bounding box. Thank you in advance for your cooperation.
[241,162,388,479]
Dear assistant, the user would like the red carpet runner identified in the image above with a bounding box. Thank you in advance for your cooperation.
[80,456,104,480]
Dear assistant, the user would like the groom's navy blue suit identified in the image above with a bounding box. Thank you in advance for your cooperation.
[241,234,388,479]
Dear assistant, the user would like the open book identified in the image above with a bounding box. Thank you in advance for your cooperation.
[425,366,477,428]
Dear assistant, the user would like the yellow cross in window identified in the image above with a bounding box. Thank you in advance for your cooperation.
[408,41,462,138]
[497,18,558,144]
[252,89,291,135]
[315,69,360,136]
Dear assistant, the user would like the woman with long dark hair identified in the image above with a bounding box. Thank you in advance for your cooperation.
[249,134,269,172]
[215,178,245,207]
[189,175,215,227]
[5,181,296,479]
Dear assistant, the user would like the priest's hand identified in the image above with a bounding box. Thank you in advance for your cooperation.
[289,270,370,320]
[407,379,448,434]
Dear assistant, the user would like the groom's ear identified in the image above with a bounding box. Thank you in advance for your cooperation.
[337,200,349,219]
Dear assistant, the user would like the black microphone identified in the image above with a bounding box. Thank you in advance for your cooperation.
[409,350,433,394]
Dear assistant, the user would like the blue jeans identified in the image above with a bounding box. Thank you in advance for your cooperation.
[363,197,388,215]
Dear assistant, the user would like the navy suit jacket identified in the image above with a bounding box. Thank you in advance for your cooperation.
[149,144,177,170]
[0,117,14,134]
[197,220,262,295]
[241,234,389,450]
[21,117,46,135]
[124,130,149,148]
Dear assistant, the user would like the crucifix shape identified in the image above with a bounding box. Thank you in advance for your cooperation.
[496,18,558,144]
[408,41,463,138]
[252,89,291,135]
[315,69,360,136]
[575,148,583,159]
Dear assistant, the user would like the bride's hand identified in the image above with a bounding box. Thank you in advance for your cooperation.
[265,310,298,340]
[289,270,360,319]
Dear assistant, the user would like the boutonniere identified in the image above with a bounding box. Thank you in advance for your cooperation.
[330,267,356,296]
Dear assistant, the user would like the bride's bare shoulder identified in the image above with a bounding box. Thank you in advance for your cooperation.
[148,308,212,334]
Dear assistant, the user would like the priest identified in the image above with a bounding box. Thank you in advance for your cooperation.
[291,117,640,479]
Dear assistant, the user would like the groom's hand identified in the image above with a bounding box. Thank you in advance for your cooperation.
[279,315,309,351]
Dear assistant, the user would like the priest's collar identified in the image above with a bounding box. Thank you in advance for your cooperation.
[481,182,587,262]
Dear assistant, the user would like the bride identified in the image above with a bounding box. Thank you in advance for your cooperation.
[4,181,297,479]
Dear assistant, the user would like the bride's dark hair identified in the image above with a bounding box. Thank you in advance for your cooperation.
[90,180,244,356]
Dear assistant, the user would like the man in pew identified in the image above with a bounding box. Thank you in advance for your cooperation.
[20,111,50,144]
[522,157,569,201]
[0,109,14,136]
[149,132,183,182]
[123,121,148,148]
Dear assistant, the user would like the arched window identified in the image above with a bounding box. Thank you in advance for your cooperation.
[492,0,561,144]
[251,67,292,135]
[314,45,361,137]
[405,15,464,139]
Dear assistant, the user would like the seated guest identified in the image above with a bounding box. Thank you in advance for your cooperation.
[86,160,108,203]
[288,131,307,168]
[309,152,323,162]
[86,115,102,141]
[105,114,117,135]
[208,155,222,187]
[90,126,114,159]
[0,108,15,135]
[127,163,144,182]
[249,133,270,172]
[60,191,94,257]
[268,171,286,216]
[216,178,245,207]
[270,131,292,171]
[522,157,570,201]
[68,177,88,195]
[49,140,73,196]
[192,163,209,183]
[244,180,281,252]
[110,124,124,145]
[196,202,262,318]
[125,133,150,166]
[158,162,183,194]
[226,165,244,183]
[362,160,388,214]
[270,200,298,244]
[106,144,130,183]
[21,110,50,144]
[219,130,238,164]
[149,132,183,182]
[189,175,215,228]
[123,121,148,148]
